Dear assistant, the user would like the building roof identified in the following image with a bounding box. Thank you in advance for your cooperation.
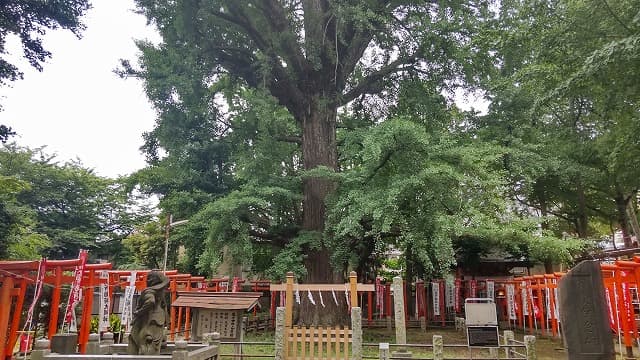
[172,291,262,311]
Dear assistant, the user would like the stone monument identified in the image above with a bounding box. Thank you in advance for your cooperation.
[558,260,614,360]
[127,270,170,355]
[392,276,412,358]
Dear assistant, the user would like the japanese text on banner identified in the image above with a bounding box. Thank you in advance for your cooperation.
[63,250,88,327]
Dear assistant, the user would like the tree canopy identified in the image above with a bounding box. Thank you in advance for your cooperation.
[0,144,153,261]
[125,0,502,284]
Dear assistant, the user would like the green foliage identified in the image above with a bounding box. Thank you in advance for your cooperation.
[327,117,508,278]
[476,0,640,244]
[121,221,164,269]
[109,314,122,333]
[0,144,152,262]
[528,234,593,266]
[124,0,636,283]
[90,316,99,334]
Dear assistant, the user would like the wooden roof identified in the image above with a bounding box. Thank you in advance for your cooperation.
[172,292,262,311]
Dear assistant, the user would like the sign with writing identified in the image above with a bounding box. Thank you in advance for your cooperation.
[521,285,529,316]
[467,326,500,347]
[486,281,495,300]
[464,299,497,326]
[99,283,110,331]
[506,284,516,320]
[121,285,135,330]
[64,250,88,326]
[432,282,440,316]
[445,280,455,308]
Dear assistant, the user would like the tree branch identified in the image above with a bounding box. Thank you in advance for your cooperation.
[340,57,414,105]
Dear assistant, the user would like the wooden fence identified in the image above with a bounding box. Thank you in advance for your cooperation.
[285,325,353,360]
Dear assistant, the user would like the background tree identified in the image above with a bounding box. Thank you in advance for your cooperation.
[476,0,640,248]
[129,0,498,283]
[0,144,152,261]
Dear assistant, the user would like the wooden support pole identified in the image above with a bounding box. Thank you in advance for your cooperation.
[79,269,95,353]
[48,266,62,338]
[285,272,294,328]
[350,271,358,307]
[367,292,373,325]
[0,276,15,359]
[6,278,27,358]
[170,279,177,340]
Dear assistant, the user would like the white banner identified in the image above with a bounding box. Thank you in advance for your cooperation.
[63,250,88,327]
[521,287,529,316]
[99,283,110,331]
[545,285,551,320]
[432,282,440,316]
[506,284,516,320]
[486,281,495,300]
[445,280,455,307]
[121,285,135,330]
[554,286,560,321]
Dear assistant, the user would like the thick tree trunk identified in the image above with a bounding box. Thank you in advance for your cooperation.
[614,191,633,248]
[627,196,640,244]
[301,97,339,283]
[575,182,589,238]
[295,98,348,325]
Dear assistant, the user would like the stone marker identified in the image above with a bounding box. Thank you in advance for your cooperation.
[392,276,412,358]
[50,333,77,354]
[558,260,614,360]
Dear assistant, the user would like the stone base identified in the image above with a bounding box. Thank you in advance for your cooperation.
[391,350,413,358]
[51,334,78,354]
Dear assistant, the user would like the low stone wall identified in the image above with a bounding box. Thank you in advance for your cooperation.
[31,332,219,360]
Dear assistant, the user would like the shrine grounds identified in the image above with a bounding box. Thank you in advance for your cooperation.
[216,327,569,360]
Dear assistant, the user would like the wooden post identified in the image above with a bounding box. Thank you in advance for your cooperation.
[350,271,358,307]
[270,291,277,327]
[170,278,177,340]
[534,275,545,334]
[285,272,294,327]
[49,265,62,338]
[7,278,27,358]
[367,292,373,325]
[0,276,14,359]
[79,269,95,353]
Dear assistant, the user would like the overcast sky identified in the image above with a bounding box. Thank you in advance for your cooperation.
[0,1,160,178]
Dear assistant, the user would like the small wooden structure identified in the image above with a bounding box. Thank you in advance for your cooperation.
[272,271,365,360]
[172,292,261,341]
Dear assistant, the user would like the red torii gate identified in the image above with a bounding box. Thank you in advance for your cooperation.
[0,259,113,359]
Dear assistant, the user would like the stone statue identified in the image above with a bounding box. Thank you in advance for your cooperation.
[127,270,170,355]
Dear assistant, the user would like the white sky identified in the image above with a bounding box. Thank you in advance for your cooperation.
[0,1,161,178]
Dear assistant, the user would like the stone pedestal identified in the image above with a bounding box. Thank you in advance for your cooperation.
[51,333,77,354]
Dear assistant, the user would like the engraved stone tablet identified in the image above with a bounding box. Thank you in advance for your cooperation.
[558,260,614,360]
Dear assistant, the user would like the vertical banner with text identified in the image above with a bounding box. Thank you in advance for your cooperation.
[63,249,88,329]
[121,271,137,331]
[99,271,110,331]
[506,284,516,320]
[486,280,495,300]
[432,282,440,316]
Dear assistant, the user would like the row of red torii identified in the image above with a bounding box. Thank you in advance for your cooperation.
[0,257,492,359]
[5,256,640,359]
